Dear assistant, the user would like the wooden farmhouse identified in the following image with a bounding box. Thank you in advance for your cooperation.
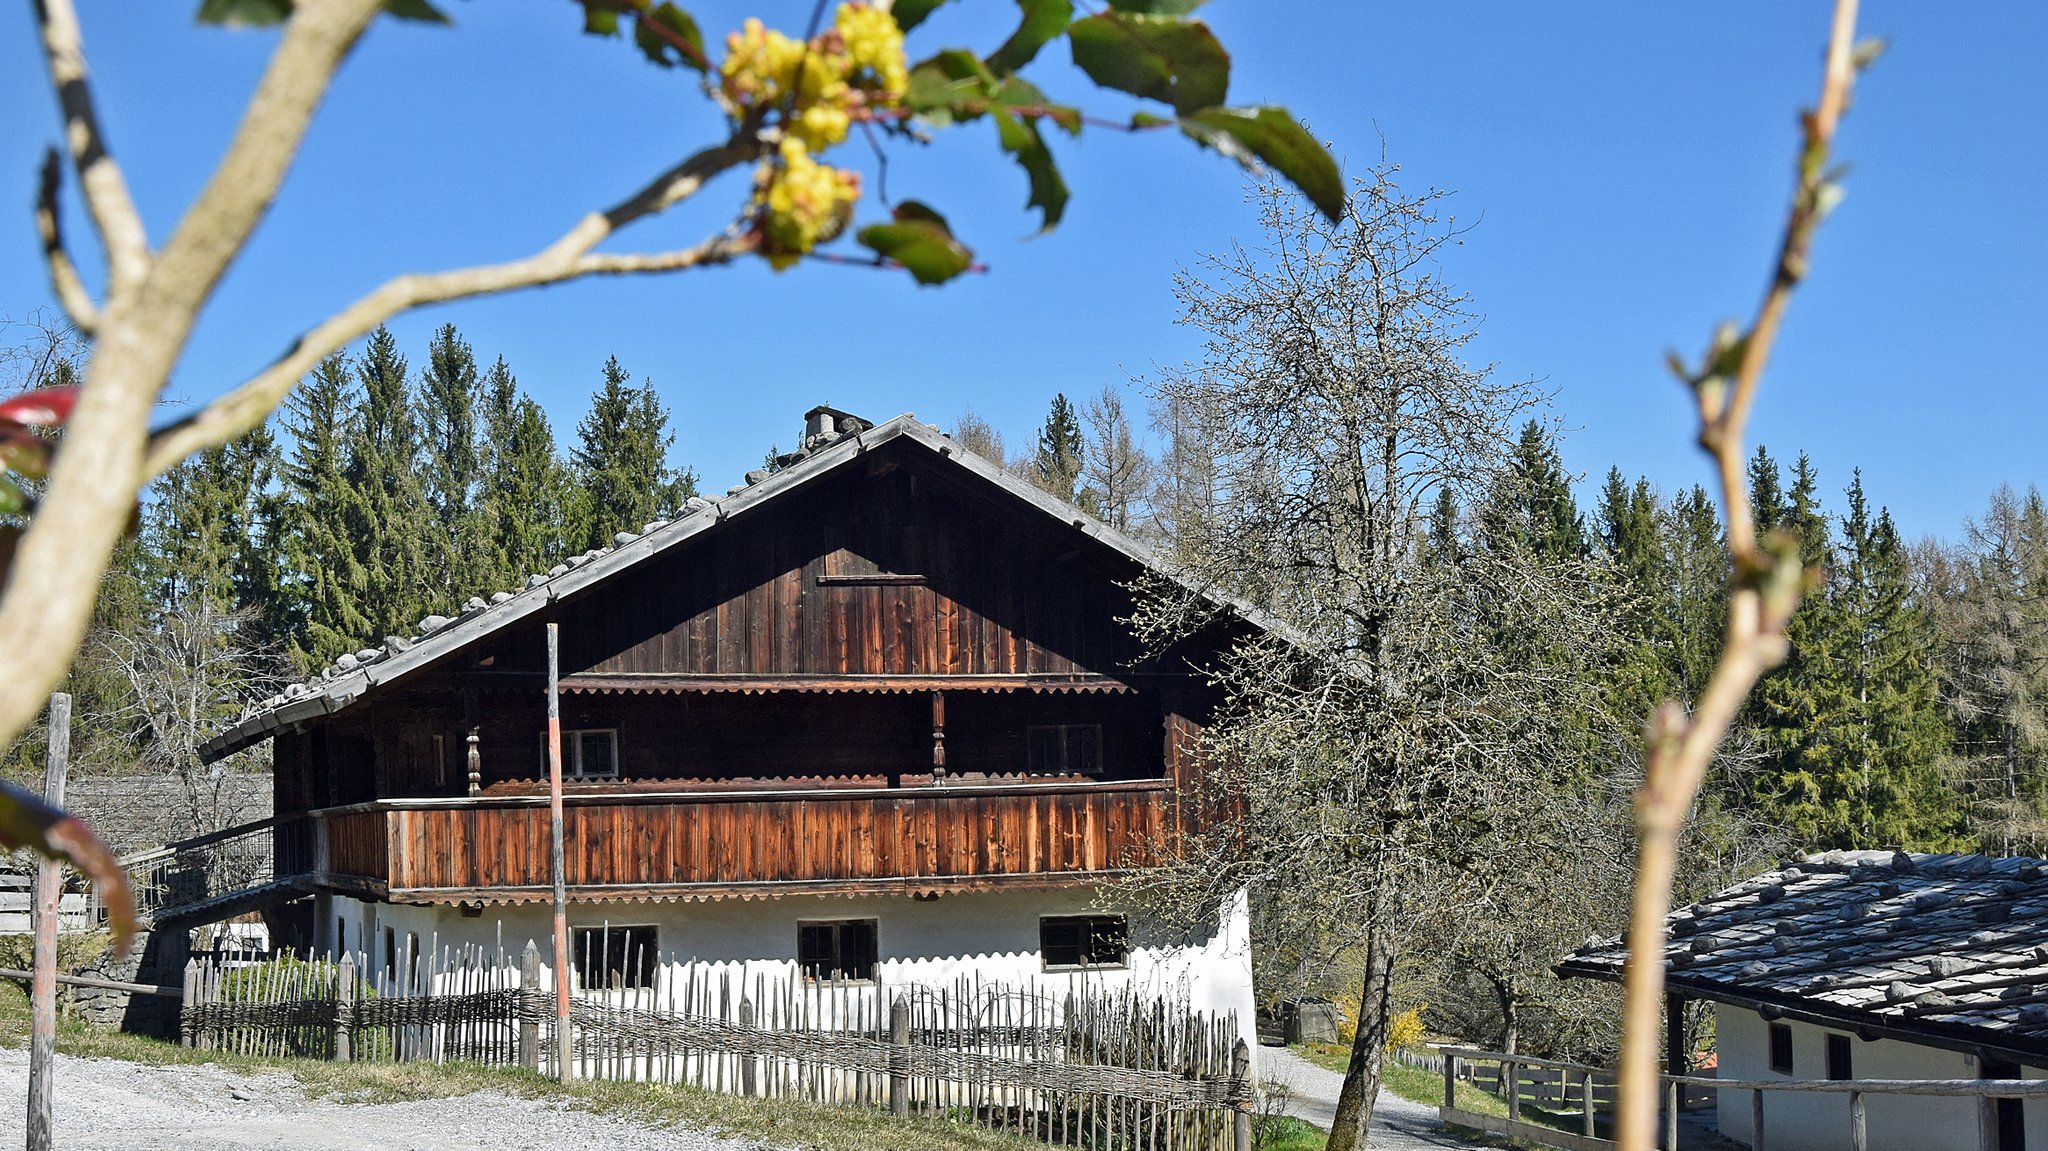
[177,407,1256,1020]
[1561,851,2048,1151]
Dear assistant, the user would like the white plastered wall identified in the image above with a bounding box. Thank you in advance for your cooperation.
[325,884,1254,1065]
[1714,1006,1999,1151]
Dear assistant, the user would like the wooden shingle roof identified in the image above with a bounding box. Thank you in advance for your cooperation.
[1559,851,2048,1062]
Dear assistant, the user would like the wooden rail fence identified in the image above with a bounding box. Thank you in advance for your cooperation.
[1438,1045,2048,1151]
[179,937,1252,1151]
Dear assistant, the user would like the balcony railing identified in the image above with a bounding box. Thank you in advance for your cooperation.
[121,813,313,927]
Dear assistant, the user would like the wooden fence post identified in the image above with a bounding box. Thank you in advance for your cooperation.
[27,691,70,1151]
[889,995,910,1117]
[1442,1053,1456,1111]
[1849,1090,1866,1151]
[335,953,355,1062]
[1753,1086,1766,1151]
[1505,1059,1520,1123]
[739,998,758,1097]
[1230,1039,1251,1151]
[519,941,540,1072]
[1582,1070,1596,1138]
[1664,1077,1680,1151]
[181,959,200,1048]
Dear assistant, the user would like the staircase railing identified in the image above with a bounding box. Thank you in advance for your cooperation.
[120,813,312,925]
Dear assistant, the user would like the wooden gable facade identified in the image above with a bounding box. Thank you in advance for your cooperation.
[250,414,1242,908]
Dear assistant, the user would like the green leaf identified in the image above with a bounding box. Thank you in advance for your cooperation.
[1178,106,1344,222]
[985,0,1073,75]
[996,76,1080,134]
[583,6,621,35]
[634,2,705,70]
[380,0,448,23]
[892,0,952,33]
[993,109,1069,230]
[1108,0,1207,12]
[905,50,1000,124]
[1068,13,1228,115]
[0,475,29,517]
[0,433,54,481]
[196,0,292,27]
[857,202,976,285]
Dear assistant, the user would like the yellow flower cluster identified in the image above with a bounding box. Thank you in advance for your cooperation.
[759,138,861,270]
[719,4,907,151]
[721,4,907,267]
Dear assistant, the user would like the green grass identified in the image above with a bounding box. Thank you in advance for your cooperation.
[1251,1114,1325,1151]
[0,983,1047,1151]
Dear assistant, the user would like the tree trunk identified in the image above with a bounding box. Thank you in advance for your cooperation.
[1325,915,1397,1151]
[1493,975,1519,1056]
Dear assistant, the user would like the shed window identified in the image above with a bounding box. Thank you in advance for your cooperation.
[799,920,877,983]
[540,728,619,779]
[1041,915,1129,970]
[574,925,657,990]
[1028,725,1102,775]
[1826,1033,1852,1080]
[1768,1023,1794,1074]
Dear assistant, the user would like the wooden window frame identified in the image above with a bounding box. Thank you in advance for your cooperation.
[1040,915,1129,972]
[1825,1032,1851,1080]
[1026,724,1104,776]
[1768,1022,1794,1074]
[540,727,621,780]
[573,924,658,991]
[798,918,878,984]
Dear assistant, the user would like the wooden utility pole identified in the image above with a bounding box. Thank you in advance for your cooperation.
[27,691,70,1151]
[546,622,571,1081]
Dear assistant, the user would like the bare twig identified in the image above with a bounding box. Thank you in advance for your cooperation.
[1613,3,1865,1149]
[33,149,97,335]
[31,0,151,297]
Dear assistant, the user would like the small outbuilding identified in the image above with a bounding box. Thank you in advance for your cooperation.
[1559,851,2048,1151]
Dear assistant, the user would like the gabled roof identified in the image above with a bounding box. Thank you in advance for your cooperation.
[1559,851,2048,1062]
[201,411,1280,763]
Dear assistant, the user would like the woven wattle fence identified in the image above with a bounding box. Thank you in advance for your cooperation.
[180,935,1252,1151]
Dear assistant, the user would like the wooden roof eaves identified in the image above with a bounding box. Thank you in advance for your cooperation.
[200,413,1294,763]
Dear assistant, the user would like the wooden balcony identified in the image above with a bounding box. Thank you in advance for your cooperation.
[302,779,1183,905]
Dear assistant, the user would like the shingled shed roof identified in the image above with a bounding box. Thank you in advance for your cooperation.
[1558,851,2048,1063]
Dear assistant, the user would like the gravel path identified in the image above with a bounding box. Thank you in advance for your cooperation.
[1258,1046,1495,1150]
[0,1046,749,1151]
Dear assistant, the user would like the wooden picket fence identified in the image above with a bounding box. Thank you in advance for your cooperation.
[179,936,1252,1151]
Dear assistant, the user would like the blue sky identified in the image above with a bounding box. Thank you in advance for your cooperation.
[3,2,2042,540]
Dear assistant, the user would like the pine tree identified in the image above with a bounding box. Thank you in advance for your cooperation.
[1485,421,1584,559]
[570,356,695,550]
[418,324,487,596]
[280,352,367,669]
[1834,472,1960,847]
[479,356,578,587]
[339,326,437,644]
[1031,393,1088,508]
[1079,384,1153,531]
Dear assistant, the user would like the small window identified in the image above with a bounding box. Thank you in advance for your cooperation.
[1028,725,1103,775]
[540,728,620,779]
[1768,1022,1794,1074]
[799,920,877,982]
[574,925,657,990]
[1041,915,1129,970]
[1826,1033,1852,1080]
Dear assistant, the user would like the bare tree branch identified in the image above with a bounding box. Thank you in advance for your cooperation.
[34,149,97,335]
[30,0,152,298]
[1613,3,1863,1147]
[141,134,764,476]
